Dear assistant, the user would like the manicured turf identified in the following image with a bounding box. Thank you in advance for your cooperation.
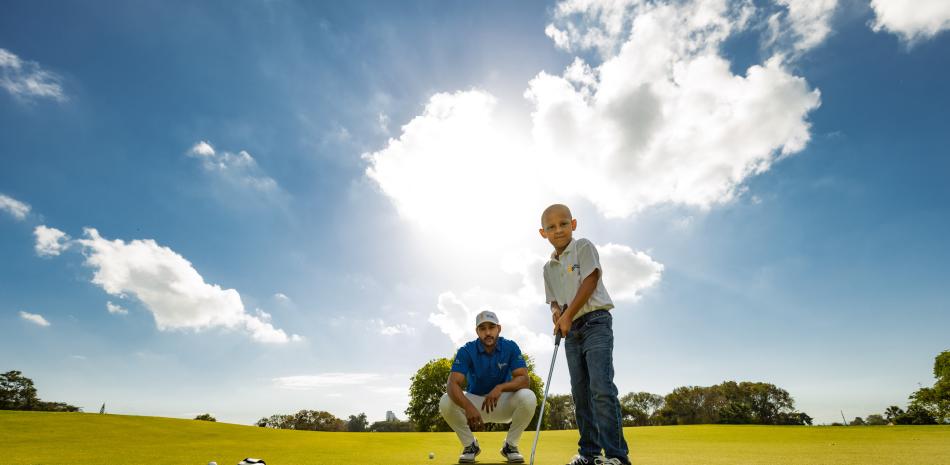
[2,410,949,464]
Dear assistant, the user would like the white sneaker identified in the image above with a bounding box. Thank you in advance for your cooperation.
[566,455,595,465]
[594,457,624,465]
[500,442,525,463]
[459,440,481,463]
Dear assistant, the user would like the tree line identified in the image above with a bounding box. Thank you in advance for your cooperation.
[403,357,813,432]
[0,371,80,412]
[255,410,414,432]
[5,349,945,429]
[842,350,949,426]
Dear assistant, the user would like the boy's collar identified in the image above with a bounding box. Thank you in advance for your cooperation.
[550,238,576,260]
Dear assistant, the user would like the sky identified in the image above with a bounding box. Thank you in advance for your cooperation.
[1,0,948,426]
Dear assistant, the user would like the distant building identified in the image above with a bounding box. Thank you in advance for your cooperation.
[386,410,398,422]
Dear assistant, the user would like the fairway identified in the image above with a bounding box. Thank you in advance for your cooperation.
[2,411,948,465]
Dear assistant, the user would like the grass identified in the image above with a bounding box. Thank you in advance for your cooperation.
[2,410,949,464]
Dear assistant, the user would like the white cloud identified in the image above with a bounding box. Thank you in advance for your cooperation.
[0,193,31,220]
[273,373,384,390]
[273,293,292,303]
[371,319,415,336]
[366,1,821,227]
[0,48,65,101]
[771,0,838,53]
[366,0,819,353]
[34,225,71,257]
[19,311,50,327]
[187,141,280,193]
[190,140,216,157]
[428,243,661,354]
[528,0,821,218]
[870,0,950,43]
[599,243,664,301]
[106,301,128,315]
[75,228,302,344]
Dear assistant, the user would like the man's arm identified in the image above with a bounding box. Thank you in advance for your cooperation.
[482,367,530,413]
[447,371,483,430]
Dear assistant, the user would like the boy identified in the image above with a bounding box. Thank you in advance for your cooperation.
[539,204,631,465]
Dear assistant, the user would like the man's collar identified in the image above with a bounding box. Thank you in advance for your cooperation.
[476,337,502,354]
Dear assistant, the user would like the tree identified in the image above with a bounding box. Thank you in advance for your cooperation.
[0,371,39,410]
[904,350,950,424]
[866,414,886,426]
[620,392,663,426]
[544,394,576,430]
[347,413,368,432]
[884,406,904,424]
[256,414,294,429]
[655,381,806,426]
[849,416,866,426]
[370,419,415,432]
[194,413,217,422]
[406,358,454,432]
[0,371,79,412]
[292,410,346,431]
[894,404,937,425]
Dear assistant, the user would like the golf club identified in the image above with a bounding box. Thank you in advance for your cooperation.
[529,307,565,465]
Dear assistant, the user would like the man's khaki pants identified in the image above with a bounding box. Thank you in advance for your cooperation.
[439,388,538,447]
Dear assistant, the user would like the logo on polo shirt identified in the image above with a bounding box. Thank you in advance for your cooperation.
[497,362,507,371]
[570,264,580,273]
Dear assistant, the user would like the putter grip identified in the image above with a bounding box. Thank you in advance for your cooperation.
[555,332,562,345]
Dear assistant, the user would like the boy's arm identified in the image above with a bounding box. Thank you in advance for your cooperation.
[555,269,600,337]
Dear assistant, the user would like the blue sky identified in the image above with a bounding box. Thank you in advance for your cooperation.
[2,0,948,425]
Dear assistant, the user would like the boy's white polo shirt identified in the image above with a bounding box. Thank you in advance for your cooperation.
[543,237,614,321]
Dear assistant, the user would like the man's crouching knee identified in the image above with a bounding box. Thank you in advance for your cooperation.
[513,388,537,411]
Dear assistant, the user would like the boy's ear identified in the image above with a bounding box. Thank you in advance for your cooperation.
[571,218,577,230]
[539,228,547,238]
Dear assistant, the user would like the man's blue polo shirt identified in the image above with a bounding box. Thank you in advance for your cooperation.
[451,337,527,396]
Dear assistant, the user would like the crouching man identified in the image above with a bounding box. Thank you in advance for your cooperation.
[440,310,538,464]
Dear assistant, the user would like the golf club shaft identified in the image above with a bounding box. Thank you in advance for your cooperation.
[529,332,562,465]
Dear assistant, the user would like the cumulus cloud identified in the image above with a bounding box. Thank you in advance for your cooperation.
[366,0,821,226]
[599,243,665,301]
[529,0,821,217]
[273,373,384,390]
[19,311,50,327]
[106,301,128,315]
[769,0,838,53]
[371,319,415,336]
[187,141,280,193]
[367,0,820,350]
[428,243,662,354]
[0,48,65,101]
[0,193,31,220]
[34,225,71,257]
[75,228,302,343]
[870,0,950,43]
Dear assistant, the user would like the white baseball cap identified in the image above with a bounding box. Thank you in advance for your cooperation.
[475,310,499,326]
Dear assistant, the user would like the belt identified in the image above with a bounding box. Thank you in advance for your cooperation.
[570,309,610,330]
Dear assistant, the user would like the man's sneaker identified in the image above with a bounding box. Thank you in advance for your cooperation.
[500,442,525,463]
[566,455,596,465]
[458,440,481,463]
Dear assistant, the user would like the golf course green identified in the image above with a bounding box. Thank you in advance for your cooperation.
[3,410,948,465]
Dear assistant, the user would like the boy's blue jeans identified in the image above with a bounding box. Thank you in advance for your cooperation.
[565,310,630,462]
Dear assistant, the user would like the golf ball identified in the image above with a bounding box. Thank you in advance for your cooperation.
[429,452,435,459]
